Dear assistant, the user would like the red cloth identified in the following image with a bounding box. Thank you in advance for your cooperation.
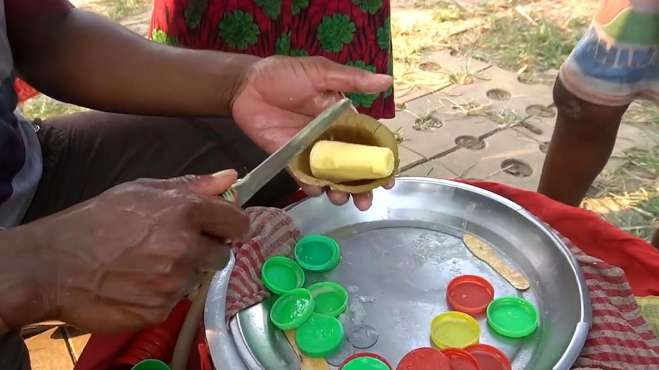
[75,181,659,370]
[14,78,39,103]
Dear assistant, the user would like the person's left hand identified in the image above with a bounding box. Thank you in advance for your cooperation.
[231,56,394,211]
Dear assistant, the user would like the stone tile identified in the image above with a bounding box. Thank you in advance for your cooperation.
[62,327,91,362]
[400,157,458,179]
[438,129,546,190]
[395,86,435,106]
[397,145,425,172]
[420,50,491,76]
[404,91,454,118]
[26,328,74,370]
[512,116,556,143]
[439,65,554,120]
[383,111,499,159]
[614,124,659,156]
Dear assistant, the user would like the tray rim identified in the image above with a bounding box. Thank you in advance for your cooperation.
[205,177,592,370]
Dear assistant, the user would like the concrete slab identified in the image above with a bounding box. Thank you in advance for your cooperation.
[420,50,491,76]
[383,111,499,159]
[62,327,91,362]
[400,157,458,179]
[398,145,425,172]
[437,129,546,190]
[26,328,74,370]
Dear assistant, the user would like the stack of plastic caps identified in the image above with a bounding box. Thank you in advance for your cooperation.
[394,274,539,370]
[262,235,349,358]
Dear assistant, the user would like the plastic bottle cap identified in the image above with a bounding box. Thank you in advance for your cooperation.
[131,359,170,370]
[447,275,495,316]
[340,353,392,370]
[261,256,305,295]
[466,344,512,370]
[486,296,539,338]
[341,357,390,370]
[308,281,349,317]
[442,348,480,370]
[294,235,341,272]
[430,311,480,349]
[269,288,315,330]
[296,313,345,358]
[396,347,451,370]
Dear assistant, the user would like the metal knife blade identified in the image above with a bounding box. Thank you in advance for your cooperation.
[227,98,353,206]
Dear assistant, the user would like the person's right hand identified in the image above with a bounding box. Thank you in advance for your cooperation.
[1,170,248,333]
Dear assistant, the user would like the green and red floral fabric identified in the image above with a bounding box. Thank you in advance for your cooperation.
[150,0,395,118]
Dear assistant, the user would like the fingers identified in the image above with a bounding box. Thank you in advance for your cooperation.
[141,170,239,196]
[352,192,373,211]
[308,57,392,95]
[189,195,249,240]
[194,235,233,271]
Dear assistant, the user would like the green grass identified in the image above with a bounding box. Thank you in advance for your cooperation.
[473,16,587,72]
[94,0,150,20]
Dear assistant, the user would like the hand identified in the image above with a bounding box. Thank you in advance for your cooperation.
[231,56,394,211]
[0,170,248,333]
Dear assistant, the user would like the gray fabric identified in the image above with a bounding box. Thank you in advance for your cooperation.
[0,0,43,227]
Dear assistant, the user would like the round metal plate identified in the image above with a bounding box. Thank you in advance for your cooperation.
[205,178,591,370]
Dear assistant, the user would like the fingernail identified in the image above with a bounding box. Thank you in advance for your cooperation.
[373,74,393,84]
[211,169,237,178]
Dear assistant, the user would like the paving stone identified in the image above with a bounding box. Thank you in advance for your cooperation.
[395,86,436,106]
[614,124,659,156]
[400,157,458,179]
[512,116,556,143]
[437,129,546,190]
[62,327,91,362]
[420,50,491,76]
[397,145,425,172]
[383,111,499,159]
[26,328,74,370]
[439,65,554,121]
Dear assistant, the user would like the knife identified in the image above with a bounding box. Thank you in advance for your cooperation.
[223,97,354,206]
[171,98,354,370]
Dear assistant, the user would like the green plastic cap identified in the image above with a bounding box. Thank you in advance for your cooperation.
[270,288,315,330]
[342,356,390,370]
[487,296,539,338]
[261,256,305,295]
[131,359,170,370]
[308,281,349,317]
[296,313,345,358]
[294,235,341,272]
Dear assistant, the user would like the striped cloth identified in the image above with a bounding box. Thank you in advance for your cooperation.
[224,208,659,369]
[225,207,301,320]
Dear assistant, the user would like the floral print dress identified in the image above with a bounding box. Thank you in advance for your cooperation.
[150,0,395,118]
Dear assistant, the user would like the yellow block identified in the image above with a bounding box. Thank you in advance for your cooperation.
[309,141,394,182]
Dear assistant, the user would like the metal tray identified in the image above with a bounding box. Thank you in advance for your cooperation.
[205,178,591,370]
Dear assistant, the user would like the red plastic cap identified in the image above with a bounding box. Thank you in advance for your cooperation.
[446,275,495,316]
[340,352,392,370]
[397,347,451,370]
[442,348,481,370]
[465,344,511,370]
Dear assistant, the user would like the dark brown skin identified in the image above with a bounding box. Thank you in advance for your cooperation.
[0,171,248,333]
[0,0,393,336]
[539,78,659,248]
[6,0,253,117]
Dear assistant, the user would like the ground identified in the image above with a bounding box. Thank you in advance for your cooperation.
[19,0,658,368]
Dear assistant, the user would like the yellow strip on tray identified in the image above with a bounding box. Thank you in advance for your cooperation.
[284,331,330,370]
[463,233,530,291]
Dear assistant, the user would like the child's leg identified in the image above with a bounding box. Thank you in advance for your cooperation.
[538,78,629,207]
